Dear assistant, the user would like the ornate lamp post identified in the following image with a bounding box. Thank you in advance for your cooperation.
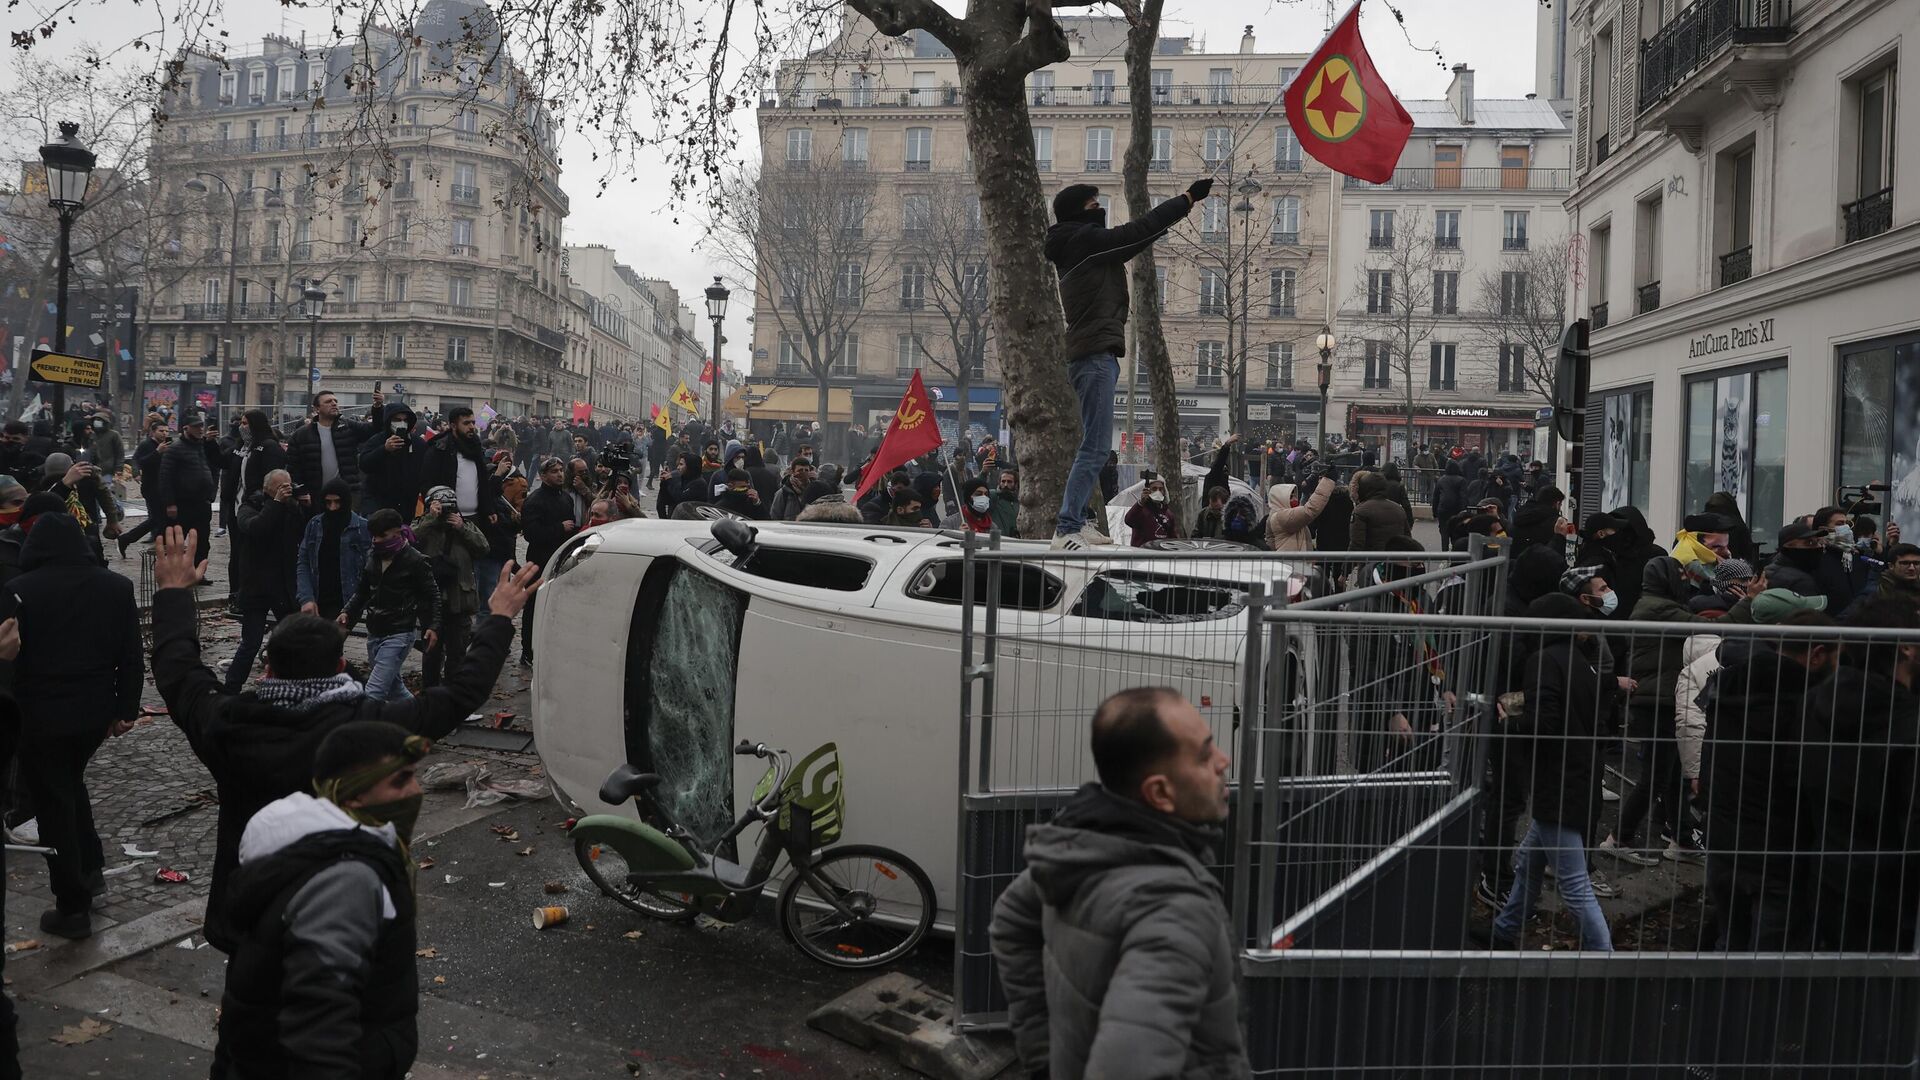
[38,121,96,426]
[1315,325,1337,450]
[704,276,729,436]
[302,281,328,401]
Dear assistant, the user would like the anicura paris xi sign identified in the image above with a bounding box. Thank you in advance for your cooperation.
[1687,317,1776,360]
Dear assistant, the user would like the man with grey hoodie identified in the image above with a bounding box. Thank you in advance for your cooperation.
[990,687,1250,1079]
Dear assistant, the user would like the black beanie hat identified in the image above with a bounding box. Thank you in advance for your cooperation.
[1053,184,1100,222]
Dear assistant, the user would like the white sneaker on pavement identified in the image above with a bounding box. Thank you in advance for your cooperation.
[1598,835,1660,867]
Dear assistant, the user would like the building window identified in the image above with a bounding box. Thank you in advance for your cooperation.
[1717,144,1755,285]
[446,336,468,365]
[1091,69,1115,104]
[451,218,475,253]
[1591,23,1616,165]
[785,128,812,164]
[895,333,925,375]
[836,261,864,304]
[278,60,296,98]
[219,71,236,102]
[1497,343,1527,392]
[1836,333,1920,543]
[449,276,473,307]
[1594,384,1653,511]
[1150,68,1172,104]
[1635,194,1662,313]
[1195,341,1225,387]
[777,332,802,374]
[1269,268,1296,316]
[341,275,359,303]
[1207,68,1233,105]
[1499,271,1528,316]
[1369,209,1394,248]
[1271,195,1299,242]
[904,127,932,170]
[1686,363,1788,549]
[1150,127,1172,171]
[1198,269,1226,315]
[1366,270,1393,314]
[1280,66,1300,89]
[1588,222,1610,322]
[1203,127,1232,166]
[1363,340,1391,388]
[1428,342,1456,390]
[1084,127,1113,171]
[1200,197,1227,236]
[1032,126,1053,171]
[391,273,408,301]
[1154,264,1168,313]
[391,334,406,363]
[900,264,926,309]
[1502,210,1529,250]
[1432,270,1459,315]
[1844,63,1895,241]
[964,195,982,234]
[841,128,869,168]
[1274,125,1301,171]
[1500,145,1531,189]
[341,334,356,360]
[1267,342,1294,389]
[831,333,860,376]
[900,193,930,236]
[1029,70,1055,106]
[961,262,988,304]
[1434,209,1461,249]
[834,193,864,235]
[455,108,478,133]
[848,71,876,106]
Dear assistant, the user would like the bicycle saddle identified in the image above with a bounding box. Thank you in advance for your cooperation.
[599,764,664,805]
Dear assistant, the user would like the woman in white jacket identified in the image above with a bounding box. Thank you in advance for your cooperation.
[1265,477,1333,552]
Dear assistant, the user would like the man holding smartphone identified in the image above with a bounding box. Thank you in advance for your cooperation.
[287,389,380,506]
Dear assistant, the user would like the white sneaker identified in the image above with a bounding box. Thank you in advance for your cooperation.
[1050,533,1086,551]
[1602,786,1621,803]
[1078,525,1115,546]
[1598,836,1659,867]
[213,527,228,538]
[7,818,39,845]
[1586,870,1622,899]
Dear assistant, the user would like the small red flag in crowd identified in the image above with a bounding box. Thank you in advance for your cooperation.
[855,371,943,502]
[1283,1,1414,184]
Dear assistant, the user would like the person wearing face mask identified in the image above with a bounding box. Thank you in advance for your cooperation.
[79,410,124,476]
[1767,520,1858,613]
[713,468,768,520]
[358,403,427,519]
[768,458,817,521]
[1124,477,1181,547]
[297,478,370,622]
[941,477,997,533]
[1045,178,1209,549]
[213,721,428,1078]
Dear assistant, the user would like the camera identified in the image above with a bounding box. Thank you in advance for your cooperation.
[600,444,633,475]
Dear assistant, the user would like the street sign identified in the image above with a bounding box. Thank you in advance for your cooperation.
[1248,404,1272,420]
[28,350,105,388]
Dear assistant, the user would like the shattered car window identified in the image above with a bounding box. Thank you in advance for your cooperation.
[636,566,744,844]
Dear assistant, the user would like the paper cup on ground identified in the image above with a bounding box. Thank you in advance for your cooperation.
[533,905,569,929]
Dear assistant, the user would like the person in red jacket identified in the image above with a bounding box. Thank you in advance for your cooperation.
[1124,476,1181,547]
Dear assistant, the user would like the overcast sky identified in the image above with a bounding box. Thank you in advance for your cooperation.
[4,0,1544,379]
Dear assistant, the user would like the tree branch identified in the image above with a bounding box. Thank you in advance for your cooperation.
[843,0,971,57]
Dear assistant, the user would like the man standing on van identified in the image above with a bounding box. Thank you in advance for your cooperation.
[990,687,1249,1079]
[1045,181,1210,548]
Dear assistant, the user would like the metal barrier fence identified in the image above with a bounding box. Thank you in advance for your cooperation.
[951,539,1498,1030]
[958,536,1920,1074]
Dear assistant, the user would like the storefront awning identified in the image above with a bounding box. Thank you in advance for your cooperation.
[1352,413,1535,431]
[726,383,853,422]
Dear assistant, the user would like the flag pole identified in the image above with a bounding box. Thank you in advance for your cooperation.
[1323,163,1341,448]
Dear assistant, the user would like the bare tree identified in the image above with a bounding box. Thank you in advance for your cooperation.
[896,180,991,443]
[711,162,879,449]
[1115,0,1183,486]
[1464,234,1571,410]
[1343,220,1443,459]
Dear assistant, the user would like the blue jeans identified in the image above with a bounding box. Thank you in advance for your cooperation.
[475,556,505,611]
[1493,818,1613,951]
[364,632,415,702]
[1055,353,1118,535]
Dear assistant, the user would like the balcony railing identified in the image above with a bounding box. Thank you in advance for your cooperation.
[1270,231,1299,246]
[1035,159,1052,172]
[1636,281,1661,315]
[1345,167,1572,192]
[761,83,1295,110]
[1149,159,1170,172]
[1274,157,1302,173]
[1843,187,1894,243]
[904,159,930,172]
[394,181,416,199]
[259,243,281,260]
[1591,301,1610,330]
[293,242,313,259]
[451,184,479,204]
[900,297,925,311]
[1503,236,1529,251]
[333,355,356,370]
[1435,234,1461,250]
[1369,233,1394,249]
[1085,159,1111,172]
[1638,0,1794,113]
[841,158,868,171]
[1718,245,1753,286]
[1268,303,1296,318]
[199,353,219,368]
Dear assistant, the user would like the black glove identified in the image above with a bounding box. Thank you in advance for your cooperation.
[1186,177,1214,202]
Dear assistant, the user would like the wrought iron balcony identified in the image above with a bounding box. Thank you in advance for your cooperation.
[1345,167,1571,192]
[451,184,480,204]
[1268,303,1297,318]
[1084,159,1111,173]
[1503,236,1530,251]
[1369,233,1394,249]
[1718,245,1752,286]
[1636,281,1661,315]
[1270,231,1299,246]
[1638,0,1794,114]
[1591,302,1610,330]
[1435,234,1461,250]
[1843,188,1893,243]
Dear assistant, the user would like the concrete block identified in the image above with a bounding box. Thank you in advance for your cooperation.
[807,971,1016,1080]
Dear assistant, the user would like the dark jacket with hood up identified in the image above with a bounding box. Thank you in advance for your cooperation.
[357,404,428,515]
[1349,474,1410,551]
[3,512,143,735]
[1627,557,1712,711]
[989,783,1250,1080]
[1508,600,1616,837]
[1045,195,1195,360]
[150,585,513,951]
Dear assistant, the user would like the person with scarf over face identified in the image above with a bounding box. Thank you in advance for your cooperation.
[339,509,441,703]
[1,511,142,939]
[941,477,997,533]
[1219,493,1266,548]
[212,721,428,1079]
[412,485,488,690]
[297,478,370,621]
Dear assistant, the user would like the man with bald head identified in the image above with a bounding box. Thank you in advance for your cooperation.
[226,468,304,692]
[990,687,1249,1079]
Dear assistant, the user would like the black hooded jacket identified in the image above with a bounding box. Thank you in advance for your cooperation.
[1045,195,1194,360]
[522,479,579,570]
[357,404,427,514]
[3,512,143,733]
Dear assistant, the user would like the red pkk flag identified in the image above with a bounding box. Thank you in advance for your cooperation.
[854,371,944,502]
[698,359,715,385]
[1283,1,1415,184]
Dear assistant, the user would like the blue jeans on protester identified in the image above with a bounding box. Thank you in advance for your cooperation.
[1493,818,1613,950]
[364,632,415,702]
[1055,353,1119,536]
[475,557,505,612]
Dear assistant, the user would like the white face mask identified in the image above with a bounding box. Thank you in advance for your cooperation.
[970,494,990,513]
[1594,589,1619,616]
[1148,491,1167,504]
[1830,524,1854,544]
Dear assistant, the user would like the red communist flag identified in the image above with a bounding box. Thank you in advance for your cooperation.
[855,371,944,503]
[699,358,714,384]
[1282,1,1414,184]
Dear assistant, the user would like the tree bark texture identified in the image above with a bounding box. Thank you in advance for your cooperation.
[1120,0,1184,490]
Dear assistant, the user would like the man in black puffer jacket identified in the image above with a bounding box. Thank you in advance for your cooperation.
[149,526,532,951]
[1043,180,1207,547]
[286,390,375,502]
[211,721,426,1079]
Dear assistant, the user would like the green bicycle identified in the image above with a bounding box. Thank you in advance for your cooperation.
[568,739,936,969]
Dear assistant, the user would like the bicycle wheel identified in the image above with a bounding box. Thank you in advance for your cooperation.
[573,834,698,922]
[778,844,934,969]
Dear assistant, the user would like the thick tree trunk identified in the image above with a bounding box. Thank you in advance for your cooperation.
[815,371,831,461]
[1121,0,1183,491]
[958,72,1072,539]
[955,351,972,450]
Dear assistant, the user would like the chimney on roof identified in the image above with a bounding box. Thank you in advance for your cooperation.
[1446,64,1475,124]
[1240,25,1256,54]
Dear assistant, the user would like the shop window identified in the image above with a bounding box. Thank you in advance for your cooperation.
[1595,385,1653,511]
[1837,332,1920,540]
[1683,363,1787,550]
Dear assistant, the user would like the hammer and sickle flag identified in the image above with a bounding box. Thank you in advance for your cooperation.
[1283,1,1414,184]
[670,380,699,413]
[854,371,944,502]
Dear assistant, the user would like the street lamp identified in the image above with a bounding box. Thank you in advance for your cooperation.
[1315,325,1337,450]
[1232,176,1261,475]
[39,121,95,427]
[302,281,327,401]
[184,171,249,420]
[704,276,729,436]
